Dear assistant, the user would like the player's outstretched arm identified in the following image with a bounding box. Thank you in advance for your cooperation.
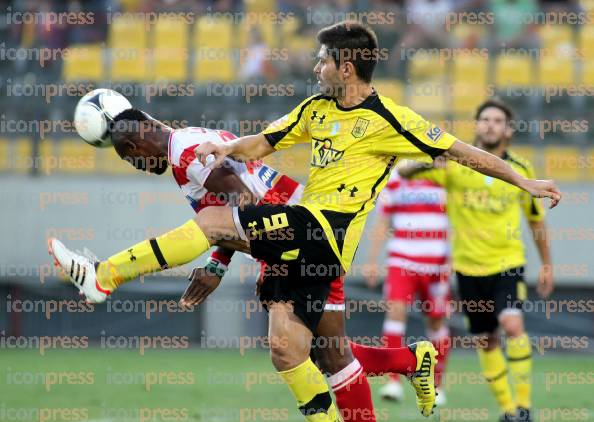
[195,133,275,168]
[444,140,562,208]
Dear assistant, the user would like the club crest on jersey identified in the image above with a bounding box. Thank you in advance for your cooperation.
[351,117,370,138]
[258,165,279,188]
[311,137,344,168]
[426,125,444,143]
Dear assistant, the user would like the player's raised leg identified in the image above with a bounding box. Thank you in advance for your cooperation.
[48,205,245,303]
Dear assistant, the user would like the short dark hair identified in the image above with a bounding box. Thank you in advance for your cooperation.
[316,21,379,83]
[110,108,149,145]
[475,98,514,123]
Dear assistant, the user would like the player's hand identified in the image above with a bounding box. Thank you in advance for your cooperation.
[537,263,554,298]
[180,267,222,307]
[521,179,562,208]
[194,141,231,169]
[364,262,380,289]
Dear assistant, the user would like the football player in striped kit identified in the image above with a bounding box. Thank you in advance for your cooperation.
[366,169,451,405]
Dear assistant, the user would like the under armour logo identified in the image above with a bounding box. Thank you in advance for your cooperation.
[247,221,260,235]
[311,111,326,124]
[337,184,358,197]
[128,249,136,262]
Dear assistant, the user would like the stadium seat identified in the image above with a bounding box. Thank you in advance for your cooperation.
[581,59,594,85]
[374,79,404,104]
[449,117,475,142]
[153,15,189,82]
[245,0,277,14]
[539,56,574,86]
[109,17,148,81]
[543,146,581,181]
[452,52,489,86]
[495,54,533,86]
[62,44,104,81]
[539,24,574,55]
[409,82,446,115]
[193,17,235,82]
[450,83,488,116]
[57,139,97,173]
[408,52,447,82]
[13,138,32,174]
[96,147,137,175]
[0,138,9,172]
[578,25,594,59]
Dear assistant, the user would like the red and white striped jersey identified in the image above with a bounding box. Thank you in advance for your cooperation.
[168,127,303,212]
[380,171,449,274]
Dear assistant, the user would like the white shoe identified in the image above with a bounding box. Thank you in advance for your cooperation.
[48,238,110,303]
[380,380,404,402]
[435,387,446,406]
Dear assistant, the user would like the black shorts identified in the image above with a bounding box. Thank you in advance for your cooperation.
[456,266,527,335]
[234,204,354,331]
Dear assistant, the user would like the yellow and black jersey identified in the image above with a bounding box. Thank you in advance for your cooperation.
[262,91,457,271]
[413,150,545,276]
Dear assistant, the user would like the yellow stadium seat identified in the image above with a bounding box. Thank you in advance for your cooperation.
[0,138,9,171]
[57,139,96,173]
[582,59,594,85]
[539,56,573,86]
[153,15,189,81]
[449,117,475,142]
[245,0,277,14]
[586,148,594,181]
[451,83,488,116]
[374,79,404,104]
[408,53,447,82]
[543,146,581,181]
[63,44,104,81]
[109,17,148,81]
[409,82,446,115]
[578,25,594,59]
[37,139,56,175]
[96,147,137,175]
[539,24,574,54]
[495,54,533,86]
[193,17,235,82]
[452,53,489,86]
[13,138,32,174]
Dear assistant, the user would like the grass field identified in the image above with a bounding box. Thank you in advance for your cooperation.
[1,349,592,422]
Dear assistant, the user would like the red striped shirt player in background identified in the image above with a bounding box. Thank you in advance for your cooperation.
[366,164,451,405]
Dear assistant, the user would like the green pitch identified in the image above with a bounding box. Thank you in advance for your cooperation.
[1,349,592,421]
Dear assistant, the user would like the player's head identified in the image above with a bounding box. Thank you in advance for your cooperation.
[314,21,379,97]
[474,98,514,149]
[110,108,170,175]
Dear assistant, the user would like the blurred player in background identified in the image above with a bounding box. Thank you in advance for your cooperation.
[365,169,451,405]
[401,99,554,422]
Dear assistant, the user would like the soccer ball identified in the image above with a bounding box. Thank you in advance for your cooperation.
[73,88,132,148]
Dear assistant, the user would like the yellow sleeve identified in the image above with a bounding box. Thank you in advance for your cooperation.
[371,100,457,162]
[520,162,546,222]
[410,167,447,186]
[262,95,317,150]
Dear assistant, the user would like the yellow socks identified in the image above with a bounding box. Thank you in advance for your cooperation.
[478,347,516,415]
[96,219,210,291]
[506,333,532,409]
[278,358,340,422]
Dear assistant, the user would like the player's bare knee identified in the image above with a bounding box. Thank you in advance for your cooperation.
[270,344,299,371]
